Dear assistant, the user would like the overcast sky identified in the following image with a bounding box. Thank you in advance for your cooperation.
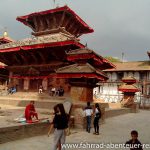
[0,0,150,61]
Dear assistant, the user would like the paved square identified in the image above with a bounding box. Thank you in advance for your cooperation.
[0,110,150,150]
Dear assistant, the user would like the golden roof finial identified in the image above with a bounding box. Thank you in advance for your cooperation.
[3,27,8,37]
[3,31,8,37]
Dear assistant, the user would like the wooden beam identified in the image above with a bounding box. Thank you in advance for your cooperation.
[67,20,75,32]
[72,24,79,35]
[52,14,57,29]
[33,16,39,32]
[36,51,46,64]
[59,11,66,27]
[45,15,51,29]
[39,16,45,31]
[0,54,10,65]
[30,51,38,64]
[14,54,22,65]
[75,26,82,37]
[64,16,72,29]
[18,53,29,65]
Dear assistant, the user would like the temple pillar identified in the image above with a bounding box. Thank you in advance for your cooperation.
[9,71,13,83]
[42,78,48,91]
[23,78,30,91]
[70,86,93,102]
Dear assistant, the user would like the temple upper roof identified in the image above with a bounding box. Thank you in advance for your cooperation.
[16,5,94,37]
[122,76,137,84]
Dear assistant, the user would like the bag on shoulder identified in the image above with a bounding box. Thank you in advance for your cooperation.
[96,111,101,119]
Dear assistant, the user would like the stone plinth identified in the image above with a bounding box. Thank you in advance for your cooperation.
[130,102,140,113]
[71,103,105,129]
[71,86,93,102]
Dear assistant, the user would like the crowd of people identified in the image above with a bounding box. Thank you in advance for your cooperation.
[24,101,143,150]
[38,85,65,97]
[50,86,64,97]
[7,86,17,94]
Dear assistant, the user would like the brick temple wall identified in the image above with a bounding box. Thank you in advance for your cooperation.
[71,86,93,102]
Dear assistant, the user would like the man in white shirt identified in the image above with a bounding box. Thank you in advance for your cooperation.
[84,102,93,133]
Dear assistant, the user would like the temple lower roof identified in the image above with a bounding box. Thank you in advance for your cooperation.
[56,63,108,81]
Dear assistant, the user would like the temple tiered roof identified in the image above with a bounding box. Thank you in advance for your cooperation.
[122,76,137,84]
[0,32,84,66]
[119,76,140,93]
[0,31,14,45]
[56,63,108,81]
[66,48,115,70]
[0,32,83,52]
[17,5,94,37]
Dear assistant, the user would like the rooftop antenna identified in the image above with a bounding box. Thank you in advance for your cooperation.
[122,52,124,63]
[85,42,88,48]
[52,0,56,8]
[53,0,59,8]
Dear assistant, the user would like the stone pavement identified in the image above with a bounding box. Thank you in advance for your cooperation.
[0,110,150,150]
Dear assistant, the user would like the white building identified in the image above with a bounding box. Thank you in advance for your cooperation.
[94,60,150,104]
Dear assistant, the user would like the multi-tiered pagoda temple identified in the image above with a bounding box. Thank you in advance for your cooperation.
[0,32,13,85]
[0,6,115,101]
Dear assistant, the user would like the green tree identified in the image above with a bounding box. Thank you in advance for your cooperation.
[104,56,122,62]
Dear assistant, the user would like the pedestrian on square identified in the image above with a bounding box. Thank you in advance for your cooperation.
[93,103,101,135]
[84,102,93,133]
[51,103,68,150]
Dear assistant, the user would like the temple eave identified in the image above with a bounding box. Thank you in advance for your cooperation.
[118,88,140,93]
[0,40,84,52]
[55,73,107,81]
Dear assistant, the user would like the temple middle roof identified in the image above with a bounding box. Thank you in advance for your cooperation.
[66,48,116,70]
[0,32,83,52]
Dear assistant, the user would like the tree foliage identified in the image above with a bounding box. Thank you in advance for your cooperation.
[104,56,122,62]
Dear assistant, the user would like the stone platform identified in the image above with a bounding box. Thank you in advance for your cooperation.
[0,92,136,144]
[0,110,149,150]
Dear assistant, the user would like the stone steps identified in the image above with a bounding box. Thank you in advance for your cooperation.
[0,92,66,100]
[0,122,50,144]
[108,102,122,109]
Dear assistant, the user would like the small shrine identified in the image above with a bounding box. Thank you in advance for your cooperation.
[119,76,140,107]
